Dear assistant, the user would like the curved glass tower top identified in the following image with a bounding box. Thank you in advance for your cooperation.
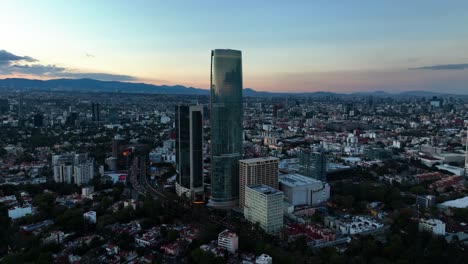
[209,49,243,209]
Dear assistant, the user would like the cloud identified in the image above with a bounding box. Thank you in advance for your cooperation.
[5,64,66,75]
[0,49,37,65]
[409,63,468,70]
[56,71,136,81]
[0,49,136,81]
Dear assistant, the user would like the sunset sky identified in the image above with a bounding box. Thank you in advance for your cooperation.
[1,0,468,93]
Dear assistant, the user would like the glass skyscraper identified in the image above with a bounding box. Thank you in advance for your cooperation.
[299,151,327,182]
[175,105,204,199]
[209,49,243,208]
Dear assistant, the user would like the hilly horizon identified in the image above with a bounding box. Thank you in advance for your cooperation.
[0,77,463,97]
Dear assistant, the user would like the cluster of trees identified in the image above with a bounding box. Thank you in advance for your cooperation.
[0,203,12,256]
[318,212,467,264]
[331,181,404,211]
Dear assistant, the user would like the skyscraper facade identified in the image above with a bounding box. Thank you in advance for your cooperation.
[299,150,327,181]
[239,157,279,210]
[112,135,127,170]
[465,128,468,176]
[92,103,100,122]
[244,184,284,234]
[33,113,44,127]
[209,49,243,208]
[175,105,204,198]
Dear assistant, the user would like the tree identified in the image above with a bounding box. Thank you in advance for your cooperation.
[96,214,117,230]
[167,229,179,242]
[0,203,12,255]
[56,208,84,231]
[409,185,426,195]
[190,248,224,264]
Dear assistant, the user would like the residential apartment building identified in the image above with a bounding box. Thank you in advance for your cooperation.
[239,157,279,209]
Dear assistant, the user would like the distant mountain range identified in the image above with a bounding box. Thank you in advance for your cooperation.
[0,78,462,98]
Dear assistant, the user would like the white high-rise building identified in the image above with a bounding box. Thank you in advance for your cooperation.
[244,184,284,234]
[53,163,73,183]
[74,160,94,186]
[53,153,94,185]
[218,229,239,253]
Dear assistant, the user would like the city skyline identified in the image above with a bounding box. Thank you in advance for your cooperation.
[1,1,468,93]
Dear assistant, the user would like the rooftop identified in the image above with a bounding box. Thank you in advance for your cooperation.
[420,219,444,226]
[279,173,324,187]
[247,184,282,195]
[219,229,238,238]
[239,157,279,164]
[440,196,468,209]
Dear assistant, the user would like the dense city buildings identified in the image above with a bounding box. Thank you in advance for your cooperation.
[239,157,279,209]
[2,2,468,263]
[52,153,94,186]
[175,105,204,199]
[208,49,243,209]
[1,75,468,263]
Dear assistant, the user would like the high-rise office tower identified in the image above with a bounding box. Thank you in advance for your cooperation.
[239,157,279,209]
[18,97,24,118]
[175,105,204,199]
[0,99,8,114]
[465,128,468,176]
[33,113,44,127]
[92,103,100,122]
[299,150,327,182]
[244,185,284,234]
[108,107,119,124]
[209,49,243,208]
[112,135,127,170]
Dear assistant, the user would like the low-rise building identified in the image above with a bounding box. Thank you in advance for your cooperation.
[218,229,239,253]
[416,195,436,209]
[326,216,384,235]
[256,254,273,264]
[82,186,94,198]
[436,164,465,176]
[279,173,330,206]
[135,228,160,247]
[8,205,32,219]
[418,218,445,236]
[83,211,97,224]
[43,230,65,244]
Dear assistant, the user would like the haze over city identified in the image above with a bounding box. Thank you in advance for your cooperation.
[1,0,468,94]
